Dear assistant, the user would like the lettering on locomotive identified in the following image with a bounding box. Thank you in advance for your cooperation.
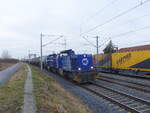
[116,53,131,65]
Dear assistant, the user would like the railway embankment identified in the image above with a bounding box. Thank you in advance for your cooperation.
[31,66,92,113]
[2,63,150,113]
[43,68,121,113]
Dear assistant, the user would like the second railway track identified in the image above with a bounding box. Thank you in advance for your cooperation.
[98,76,150,93]
[80,82,150,113]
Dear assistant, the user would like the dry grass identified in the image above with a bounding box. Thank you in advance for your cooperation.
[0,58,18,71]
[0,63,16,71]
[32,66,92,113]
[0,64,27,113]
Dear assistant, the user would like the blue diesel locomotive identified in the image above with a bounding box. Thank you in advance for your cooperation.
[46,54,57,71]
[46,49,97,83]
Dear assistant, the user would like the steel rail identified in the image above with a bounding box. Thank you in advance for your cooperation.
[98,77,150,93]
[81,85,140,113]
[92,82,150,106]
[80,82,150,113]
[100,74,150,87]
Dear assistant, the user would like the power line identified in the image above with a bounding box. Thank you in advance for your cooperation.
[98,27,150,51]
[82,34,111,48]
[81,0,150,35]
[99,11,150,33]
[125,11,150,23]
[98,38,110,48]
[119,39,150,46]
[80,0,118,35]
[82,36,96,47]
[82,0,118,24]
[111,25,150,38]
[42,37,62,47]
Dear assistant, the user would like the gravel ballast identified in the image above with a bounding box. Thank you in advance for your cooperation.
[44,70,127,113]
[96,79,150,101]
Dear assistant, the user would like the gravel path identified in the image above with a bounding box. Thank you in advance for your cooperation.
[0,63,21,85]
[22,65,36,113]
[44,70,127,113]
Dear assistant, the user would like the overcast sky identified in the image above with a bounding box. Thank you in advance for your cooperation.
[0,0,150,58]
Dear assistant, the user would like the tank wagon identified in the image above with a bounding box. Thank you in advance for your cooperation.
[45,49,97,83]
[30,56,47,67]
[30,57,40,66]
[93,44,150,77]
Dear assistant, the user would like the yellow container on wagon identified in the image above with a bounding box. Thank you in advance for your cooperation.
[93,49,150,76]
[112,50,150,72]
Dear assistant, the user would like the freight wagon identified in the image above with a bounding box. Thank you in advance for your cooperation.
[93,44,150,77]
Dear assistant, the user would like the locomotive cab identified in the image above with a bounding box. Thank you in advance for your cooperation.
[58,49,97,83]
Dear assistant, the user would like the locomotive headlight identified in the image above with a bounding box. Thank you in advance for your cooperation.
[78,68,81,71]
[91,66,94,69]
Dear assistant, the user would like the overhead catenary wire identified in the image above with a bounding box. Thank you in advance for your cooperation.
[82,0,118,25]
[123,11,150,23]
[81,25,150,52]
[110,25,150,38]
[80,0,118,35]
[82,35,110,48]
[80,0,150,35]
[87,24,150,50]
[98,38,111,48]
[118,39,150,47]
[42,37,62,47]
[82,36,96,48]
[98,11,150,34]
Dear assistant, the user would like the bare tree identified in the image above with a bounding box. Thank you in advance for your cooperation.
[103,40,118,54]
[1,50,11,59]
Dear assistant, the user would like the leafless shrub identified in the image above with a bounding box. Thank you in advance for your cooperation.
[1,50,11,59]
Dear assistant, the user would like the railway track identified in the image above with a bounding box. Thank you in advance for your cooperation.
[99,73,150,87]
[98,76,150,93]
[81,82,150,113]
